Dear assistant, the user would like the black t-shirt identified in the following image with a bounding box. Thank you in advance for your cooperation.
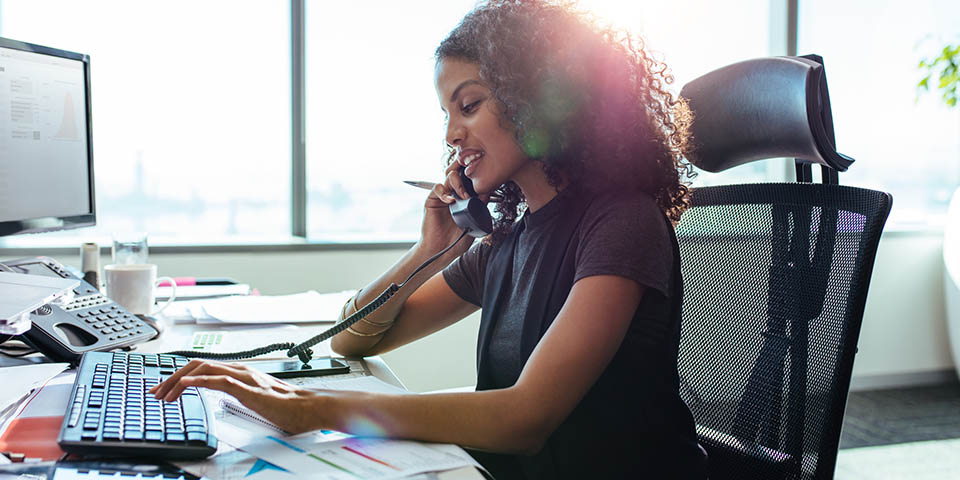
[443,186,707,479]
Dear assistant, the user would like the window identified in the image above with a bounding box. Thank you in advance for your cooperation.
[304,0,773,243]
[799,0,960,228]
[2,1,943,249]
[0,0,291,245]
[304,1,477,242]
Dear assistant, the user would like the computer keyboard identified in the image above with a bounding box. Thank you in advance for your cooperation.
[58,351,218,459]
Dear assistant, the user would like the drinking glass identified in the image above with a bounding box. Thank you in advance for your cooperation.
[112,232,149,265]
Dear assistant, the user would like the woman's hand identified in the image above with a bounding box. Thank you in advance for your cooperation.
[148,359,323,435]
[417,159,481,255]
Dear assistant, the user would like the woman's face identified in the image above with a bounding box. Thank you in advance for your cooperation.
[435,57,530,195]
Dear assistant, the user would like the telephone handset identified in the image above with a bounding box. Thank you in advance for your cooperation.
[1,256,159,364]
[448,167,493,237]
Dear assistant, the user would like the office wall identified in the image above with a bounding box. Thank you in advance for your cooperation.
[848,231,954,389]
[46,230,953,392]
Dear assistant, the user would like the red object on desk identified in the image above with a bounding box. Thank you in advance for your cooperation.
[0,416,64,460]
[158,277,238,287]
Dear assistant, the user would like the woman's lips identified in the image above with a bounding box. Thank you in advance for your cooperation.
[461,151,483,178]
[464,157,480,178]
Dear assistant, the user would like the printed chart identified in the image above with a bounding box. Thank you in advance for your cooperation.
[239,435,475,480]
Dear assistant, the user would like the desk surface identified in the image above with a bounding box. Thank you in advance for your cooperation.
[135,317,405,389]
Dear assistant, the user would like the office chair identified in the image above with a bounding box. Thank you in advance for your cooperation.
[674,55,892,480]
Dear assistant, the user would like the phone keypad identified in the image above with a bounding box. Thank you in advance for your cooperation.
[70,303,146,340]
[64,293,111,312]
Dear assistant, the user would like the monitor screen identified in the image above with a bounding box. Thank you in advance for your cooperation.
[0,37,95,236]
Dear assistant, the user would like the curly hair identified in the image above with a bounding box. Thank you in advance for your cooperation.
[436,0,694,244]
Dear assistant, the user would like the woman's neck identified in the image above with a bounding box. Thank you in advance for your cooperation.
[513,163,567,213]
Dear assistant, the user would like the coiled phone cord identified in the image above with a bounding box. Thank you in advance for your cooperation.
[165,229,471,364]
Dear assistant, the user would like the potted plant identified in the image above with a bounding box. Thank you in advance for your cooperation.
[918,42,959,106]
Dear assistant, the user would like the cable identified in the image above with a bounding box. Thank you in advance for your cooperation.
[0,338,38,358]
[286,229,469,363]
[167,229,471,363]
[0,347,39,358]
[163,342,298,361]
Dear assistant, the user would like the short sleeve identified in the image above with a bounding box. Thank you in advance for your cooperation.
[442,239,491,307]
[574,193,673,297]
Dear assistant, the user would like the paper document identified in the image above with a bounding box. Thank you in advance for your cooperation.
[157,283,251,301]
[289,374,408,395]
[208,375,483,480]
[163,290,355,325]
[239,435,478,480]
[0,363,70,421]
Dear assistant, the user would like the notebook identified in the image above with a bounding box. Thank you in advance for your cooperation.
[220,399,288,435]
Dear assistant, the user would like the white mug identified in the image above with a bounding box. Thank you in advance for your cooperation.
[104,264,176,315]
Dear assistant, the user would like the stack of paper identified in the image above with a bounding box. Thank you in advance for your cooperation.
[157,283,252,301]
[0,363,70,421]
[200,375,485,480]
[162,290,356,325]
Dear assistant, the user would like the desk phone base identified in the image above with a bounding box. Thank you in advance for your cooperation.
[2,256,159,364]
[58,351,218,460]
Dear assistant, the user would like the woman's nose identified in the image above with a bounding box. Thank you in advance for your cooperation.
[445,121,465,147]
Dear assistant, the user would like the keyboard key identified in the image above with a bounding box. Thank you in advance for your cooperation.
[124,430,144,441]
[145,431,164,442]
[180,395,205,421]
[186,432,207,444]
[166,433,186,442]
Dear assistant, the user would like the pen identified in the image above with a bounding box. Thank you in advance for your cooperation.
[158,277,238,287]
[403,180,503,202]
[403,180,438,190]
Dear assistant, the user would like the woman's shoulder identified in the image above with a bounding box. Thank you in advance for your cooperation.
[581,187,668,230]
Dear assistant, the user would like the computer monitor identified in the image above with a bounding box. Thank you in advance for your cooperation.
[0,37,95,238]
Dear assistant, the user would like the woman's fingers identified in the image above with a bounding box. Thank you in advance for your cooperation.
[444,159,469,200]
[432,182,457,204]
[152,360,258,402]
[177,374,255,403]
[148,359,207,398]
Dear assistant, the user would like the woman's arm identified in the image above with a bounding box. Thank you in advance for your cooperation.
[152,274,642,455]
[329,240,477,357]
[333,159,481,357]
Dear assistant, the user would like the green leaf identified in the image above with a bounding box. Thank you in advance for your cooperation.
[918,76,929,89]
[948,97,957,107]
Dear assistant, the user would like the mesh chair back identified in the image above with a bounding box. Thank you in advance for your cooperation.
[676,183,891,479]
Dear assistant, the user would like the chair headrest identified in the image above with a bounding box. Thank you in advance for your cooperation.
[680,56,854,173]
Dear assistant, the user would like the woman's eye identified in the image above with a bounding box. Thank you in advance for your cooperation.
[462,99,482,113]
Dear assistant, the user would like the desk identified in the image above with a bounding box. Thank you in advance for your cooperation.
[0,303,485,479]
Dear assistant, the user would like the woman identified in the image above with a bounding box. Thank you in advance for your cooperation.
[152,1,707,478]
